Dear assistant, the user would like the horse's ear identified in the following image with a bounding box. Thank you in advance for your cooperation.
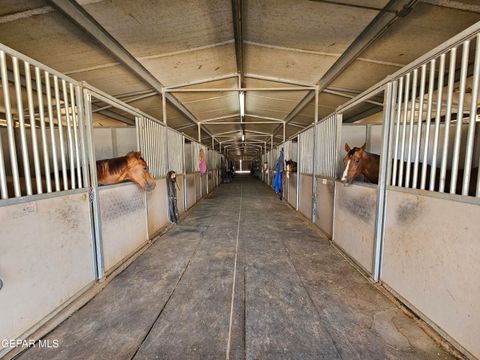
[361,143,367,151]
[127,151,142,159]
[345,143,351,153]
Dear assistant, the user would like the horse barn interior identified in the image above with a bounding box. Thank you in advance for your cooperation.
[1,0,480,359]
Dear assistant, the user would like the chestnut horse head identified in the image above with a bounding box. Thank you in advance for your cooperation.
[341,143,380,185]
[96,151,156,191]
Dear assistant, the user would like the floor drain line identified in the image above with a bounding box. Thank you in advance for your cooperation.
[226,183,243,360]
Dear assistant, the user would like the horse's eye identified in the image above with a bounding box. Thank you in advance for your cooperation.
[355,159,360,164]
[144,166,148,171]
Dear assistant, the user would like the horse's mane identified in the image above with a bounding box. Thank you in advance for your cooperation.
[96,156,128,179]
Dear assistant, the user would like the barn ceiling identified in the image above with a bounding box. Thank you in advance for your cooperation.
[0,0,479,157]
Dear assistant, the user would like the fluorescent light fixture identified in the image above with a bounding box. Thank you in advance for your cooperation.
[239,91,245,117]
[241,133,245,141]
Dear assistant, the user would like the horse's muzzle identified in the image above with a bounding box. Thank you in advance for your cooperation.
[145,181,156,192]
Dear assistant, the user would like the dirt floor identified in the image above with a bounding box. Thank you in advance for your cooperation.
[18,175,454,360]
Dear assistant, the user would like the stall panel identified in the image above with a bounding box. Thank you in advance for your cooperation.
[208,170,214,193]
[99,184,148,272]
[202,174,208,195]
[177,174,185,214]
[315,177,334,238]
[287,173,297,208]
[299,174,312,219]
[0,192,95,355]
[195,173,201,201]
[146,178,169,237]
[333,181,376,273]
[186,173,196,209]
[382,190,480,359]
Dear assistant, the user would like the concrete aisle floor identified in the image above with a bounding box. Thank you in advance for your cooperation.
[19,175,454,360]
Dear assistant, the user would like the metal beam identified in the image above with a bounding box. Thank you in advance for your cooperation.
[231,0,244,85]
[273,0,418,136]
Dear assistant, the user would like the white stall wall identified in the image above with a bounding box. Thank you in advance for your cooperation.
[99,183,148,272]
[167,129,183,174]
[333,181,377,273]
[93,128,136,161]
[0,192,95,356]
[146,178,169,237]
[382,189,480,359]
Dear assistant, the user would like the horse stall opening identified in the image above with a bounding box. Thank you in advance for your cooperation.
[332,91,385,275]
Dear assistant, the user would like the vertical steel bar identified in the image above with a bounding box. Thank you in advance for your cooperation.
[313,89,318,221]
[45,72,60,191]
[439,47,457,193]
[398,72,411,187]
[405,69,418,188]
[25,61,42,194]
[373,81,395,282]
[413,65,427,188]
[35,70,52,194]
[75,85,88,190]
[2,53,21,197]
[0,51,10,198]
[70,83,82,188]
[391,76,404,186]
[450,41,469,194]
[84,89,105,279]
[53,76,68,190]
[13,56,32,195]
[430,54,446,191]
[420,59,436,190]
[465,35,480,196]
[62,79,75,189]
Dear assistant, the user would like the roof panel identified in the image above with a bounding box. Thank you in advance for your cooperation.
[244,43,338,84]
[245,0,381,53]
[141,43,237,87]
[82,0,234,57]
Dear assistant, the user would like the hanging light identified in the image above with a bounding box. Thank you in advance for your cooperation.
[239,91,245,118]
[241,133,245,141]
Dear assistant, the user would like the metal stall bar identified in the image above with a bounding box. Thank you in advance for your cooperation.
[1,51,20,197]
[465,35,480,196]
[0,53,8,198]
[62,79,76,189]
[450,41,470,194]
[312,87,319,222]
[405,69,418,188]
[70,83,83,188]
[45,72,60,191]
[439,48,457,193]
[75,85,88,191]
[412,65,427,188]
[13,56,33,195]
[83,89,104,279]
[25,61,42,194]
[429,54,446,191]
[398,72,410,187]
[36,66,52,193]
[420,59,436,190]
[391,77,404,186]
[53,76,68,190]
[373,80,396,282]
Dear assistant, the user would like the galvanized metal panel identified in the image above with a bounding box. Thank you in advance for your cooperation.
[208,170,214,193]
[186,173,196,209]
[299,128,314,174]
[0,192,95,353]
[298,174,312,219]
[146,178,169,237]
[202,173,208,195]
[99,183,148,272]
[333,181,377,273]
[382,189,480,359]
[195,172,201,201]
[176,174,185,214]
[287,173,297,208]
[315,177,334,238]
